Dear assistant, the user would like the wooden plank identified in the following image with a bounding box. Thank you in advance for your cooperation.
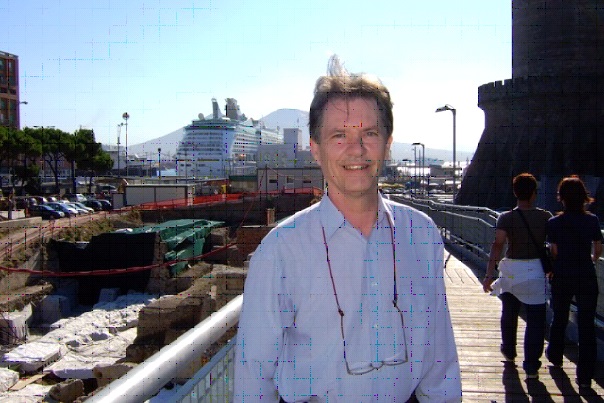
[9,372,48,391]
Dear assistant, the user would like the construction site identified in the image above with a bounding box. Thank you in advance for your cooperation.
[0,190,317,401]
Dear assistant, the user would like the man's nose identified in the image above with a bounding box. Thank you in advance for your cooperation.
[344,136,366,151]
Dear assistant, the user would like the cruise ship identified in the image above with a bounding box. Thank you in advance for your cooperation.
[176,98,283,178]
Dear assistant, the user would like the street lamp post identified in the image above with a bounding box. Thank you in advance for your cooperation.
[413,145,418,196]
[122,112,130,177]
[116,124,123,178]
[435,104,457,202]
[412,142,425,195]
[157,148,162,180]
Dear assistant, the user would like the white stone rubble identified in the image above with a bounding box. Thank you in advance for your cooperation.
[0,368,19,392]
[1,291,156,400]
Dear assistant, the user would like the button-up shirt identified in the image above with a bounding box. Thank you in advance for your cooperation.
[235,195,461,402]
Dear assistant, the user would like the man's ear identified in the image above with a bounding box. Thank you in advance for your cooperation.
[310,138,322,166]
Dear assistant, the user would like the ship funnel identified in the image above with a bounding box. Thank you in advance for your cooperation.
[212,98,221,119]
[225,98,241,120]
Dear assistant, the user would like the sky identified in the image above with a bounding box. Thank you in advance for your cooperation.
[2,0,511,154]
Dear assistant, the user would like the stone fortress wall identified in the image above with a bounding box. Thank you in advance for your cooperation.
[457,0,604,214]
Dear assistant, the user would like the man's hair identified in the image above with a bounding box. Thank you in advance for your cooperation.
[512,173,537,201]
[557,175,592,213]
[308,55,393,143]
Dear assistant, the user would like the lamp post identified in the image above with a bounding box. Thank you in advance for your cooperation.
[157,148,162,180]
[412,142,425,195]
[122,112,129,177]
[435,104,457,202]
[413,145,418,196]
[116,123,123,178]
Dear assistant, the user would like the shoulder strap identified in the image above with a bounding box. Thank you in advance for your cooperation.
[516,208,542,250]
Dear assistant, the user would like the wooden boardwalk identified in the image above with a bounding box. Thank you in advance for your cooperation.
[445,247,604,402]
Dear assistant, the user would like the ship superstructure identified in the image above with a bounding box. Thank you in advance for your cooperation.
[176,98,282,178]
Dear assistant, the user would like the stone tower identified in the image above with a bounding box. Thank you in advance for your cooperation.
[457,0,604,214]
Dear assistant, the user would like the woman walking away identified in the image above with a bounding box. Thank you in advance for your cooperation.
[483,173,553,380]
[546,175,603,390]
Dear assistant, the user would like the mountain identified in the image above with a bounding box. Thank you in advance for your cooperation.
[128,127,185,159]
[259,109,310,149]
[125,108,474,163]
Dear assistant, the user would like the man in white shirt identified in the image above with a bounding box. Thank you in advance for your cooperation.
[235,56,461,402]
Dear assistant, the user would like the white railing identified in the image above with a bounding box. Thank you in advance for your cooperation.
[87,294,242,403]
[169,337,236,402]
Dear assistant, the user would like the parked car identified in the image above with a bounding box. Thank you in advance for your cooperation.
[15,197,37,210]
[82,199,103,211]
[97,199,113,211]
[30,196,48,205]
[70,202,94,214]
[98,184,117,193]
[45,202,79,217]
[63,193,87,203]
[29,204,65,220]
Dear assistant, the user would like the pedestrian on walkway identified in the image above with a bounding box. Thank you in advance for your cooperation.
[546,175,602,389]
[483,173,552,379]
[235,55,461,402]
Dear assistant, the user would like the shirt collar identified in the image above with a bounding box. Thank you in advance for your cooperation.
[318,194,394,240]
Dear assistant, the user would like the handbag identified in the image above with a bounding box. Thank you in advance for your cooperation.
[516,208,553,274]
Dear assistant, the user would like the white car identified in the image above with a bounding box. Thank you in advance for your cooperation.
[70,202,94,214]
[45,202,79,217]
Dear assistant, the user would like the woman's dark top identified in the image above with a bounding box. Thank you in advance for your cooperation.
[497,208,552,259]
[547,212,603,277]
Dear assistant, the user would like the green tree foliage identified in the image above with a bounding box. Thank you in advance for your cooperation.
[72,129,113,193]
[29,127,72,195]
[0,126,113,196]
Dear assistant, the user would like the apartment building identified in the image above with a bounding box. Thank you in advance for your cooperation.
[0,51,21,129]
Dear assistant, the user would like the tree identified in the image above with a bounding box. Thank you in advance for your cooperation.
[72,129,112,193]
[0,126,12,171]
[17,128,43,194]
[34,127,72,195]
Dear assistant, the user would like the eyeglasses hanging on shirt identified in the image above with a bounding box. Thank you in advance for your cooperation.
[321,214,408,375]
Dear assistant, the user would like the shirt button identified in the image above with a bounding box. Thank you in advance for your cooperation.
[371,282,378,287]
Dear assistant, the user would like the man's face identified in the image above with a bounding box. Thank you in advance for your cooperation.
[310,97,392,201]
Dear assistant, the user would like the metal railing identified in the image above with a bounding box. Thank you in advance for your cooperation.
[87,294,242,403]
[169,337,236,402]
[391,195,497,259]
